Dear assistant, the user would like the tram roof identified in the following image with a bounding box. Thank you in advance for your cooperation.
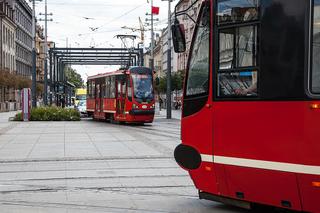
[87,66,152,81]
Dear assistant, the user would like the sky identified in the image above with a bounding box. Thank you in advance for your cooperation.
[34,0,178,82]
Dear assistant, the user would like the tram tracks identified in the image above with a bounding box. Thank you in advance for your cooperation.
[0,200,184,213]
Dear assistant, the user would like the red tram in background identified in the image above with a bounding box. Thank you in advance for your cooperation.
[173,0,320,212]
[86,67,155,123]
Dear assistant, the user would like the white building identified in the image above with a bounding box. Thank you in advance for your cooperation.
[0,0,16,73]
[176,0,201,71]
[162,25,177,75]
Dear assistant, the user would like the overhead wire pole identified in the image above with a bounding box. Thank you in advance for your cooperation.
[43,0,50,106]
[150,0,154,72]
[145,2,159,70]
[39,0,53,105]
[31,0,37,108]
[163,0,173,119]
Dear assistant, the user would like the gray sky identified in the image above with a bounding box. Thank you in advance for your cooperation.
[35,0,177,82]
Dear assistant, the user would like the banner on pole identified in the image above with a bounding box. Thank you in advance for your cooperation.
[152,6,160,15]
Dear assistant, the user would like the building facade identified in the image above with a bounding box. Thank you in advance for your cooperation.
[0,0,16,103]
[162,26,177,75]
[36,24,44,83]
[176,0,201,71]
[153,33,163,77]
[0,0,15,72]
[15,0,32,78]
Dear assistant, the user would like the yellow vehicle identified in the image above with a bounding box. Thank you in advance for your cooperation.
[75,88,87,106]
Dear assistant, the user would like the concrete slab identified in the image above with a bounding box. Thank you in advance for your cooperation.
[0,113,256,213]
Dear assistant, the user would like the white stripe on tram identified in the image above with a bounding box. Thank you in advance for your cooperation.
[201,154,214,163]
[200,154,320,175]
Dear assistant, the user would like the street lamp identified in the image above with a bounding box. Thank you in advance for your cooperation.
[39,0,53,106]
[162,0,174,119]
[30,0,42,107]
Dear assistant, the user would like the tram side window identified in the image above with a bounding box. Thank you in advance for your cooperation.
[121,80,126,96]
[110,76,116,98]
[105,77,110,98]
[217,0,259,25]
[217,0,259,98]
[311,0,320,94]
[92,81,95,98]
[101,82,106,98]
[127,77,132,100]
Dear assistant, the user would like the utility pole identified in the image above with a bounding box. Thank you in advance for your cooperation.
[30,0,43,107]
[31,0,37,108]
[145,2,159,71]
[150,0,154,72]
[162,0,174,119]
[39,0,53,106]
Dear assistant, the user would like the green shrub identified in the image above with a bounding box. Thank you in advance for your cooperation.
[13,112,23,121]
[14,107,80,122]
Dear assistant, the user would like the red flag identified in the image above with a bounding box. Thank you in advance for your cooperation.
[152,6,160,15]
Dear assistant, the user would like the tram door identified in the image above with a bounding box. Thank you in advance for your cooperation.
[116,77,126,117]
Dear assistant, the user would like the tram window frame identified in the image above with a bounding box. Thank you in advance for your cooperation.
[215,0,260,99]
[309,0,320,96]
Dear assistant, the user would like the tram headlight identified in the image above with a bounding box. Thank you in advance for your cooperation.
[132,104,139,109]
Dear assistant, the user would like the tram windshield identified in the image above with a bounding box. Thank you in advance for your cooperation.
[132,73,154,102]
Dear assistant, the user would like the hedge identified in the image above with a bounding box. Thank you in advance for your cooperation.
[14,107,80,121]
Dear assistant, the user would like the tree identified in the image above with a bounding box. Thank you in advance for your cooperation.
[65,67,84,88]
[171,70,185,92]
[155,70,185,94]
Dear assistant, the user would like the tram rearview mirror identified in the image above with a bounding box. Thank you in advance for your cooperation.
[172,22,186,53]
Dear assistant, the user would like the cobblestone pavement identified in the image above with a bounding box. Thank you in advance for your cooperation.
[0,112,265,213]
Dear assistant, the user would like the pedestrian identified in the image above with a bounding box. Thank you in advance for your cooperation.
[174,102,178,110]
[159,97,163,111]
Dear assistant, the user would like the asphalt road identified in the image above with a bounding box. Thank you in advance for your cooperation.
[0,112,277,213]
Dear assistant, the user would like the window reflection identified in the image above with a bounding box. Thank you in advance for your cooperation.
[219,26,257,69]
[312,0,320,93]
[217,0,259,24]
[219,30,234,69]
[237,26,257,67]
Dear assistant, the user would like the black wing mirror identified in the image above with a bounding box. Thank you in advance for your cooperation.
[171,21,186,53]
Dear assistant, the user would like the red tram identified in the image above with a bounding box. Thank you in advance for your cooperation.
[173,0,320,212]
[86,67,155,123]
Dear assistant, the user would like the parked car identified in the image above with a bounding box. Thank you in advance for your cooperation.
[77,100,87,116]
